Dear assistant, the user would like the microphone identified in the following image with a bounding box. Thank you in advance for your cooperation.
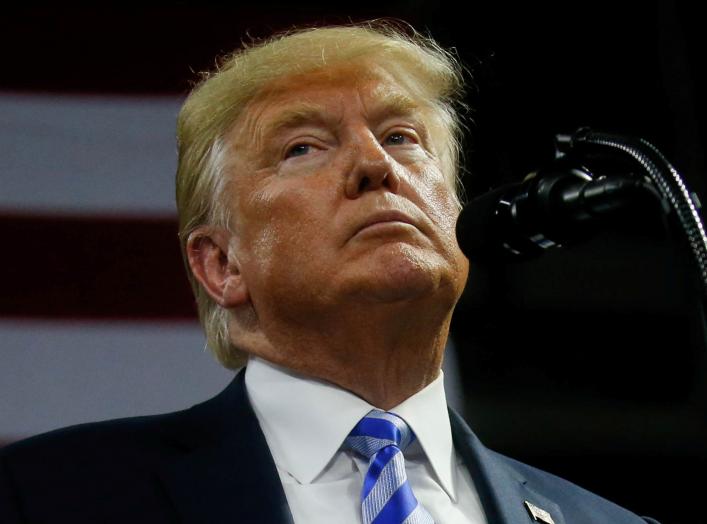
[456,163,661,261]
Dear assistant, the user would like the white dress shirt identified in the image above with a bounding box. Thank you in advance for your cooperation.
[245,356,488,524]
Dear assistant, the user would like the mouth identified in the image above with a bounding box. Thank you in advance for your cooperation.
[353,210,419,237]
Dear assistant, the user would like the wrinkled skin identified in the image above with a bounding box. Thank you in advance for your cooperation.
[188,65,469,408]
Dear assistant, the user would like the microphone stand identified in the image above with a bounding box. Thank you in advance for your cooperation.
[460,127,707,300]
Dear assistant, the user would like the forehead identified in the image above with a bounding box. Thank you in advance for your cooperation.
[231,65,426,145]
[265,66,413,104]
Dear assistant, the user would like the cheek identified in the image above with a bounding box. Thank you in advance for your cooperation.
[238,180,336,274]
[413,165,460,235]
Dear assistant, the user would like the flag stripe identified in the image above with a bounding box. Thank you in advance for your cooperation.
[0,213,195,319]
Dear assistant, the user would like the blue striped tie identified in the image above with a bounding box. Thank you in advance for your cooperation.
[345,410,435,524]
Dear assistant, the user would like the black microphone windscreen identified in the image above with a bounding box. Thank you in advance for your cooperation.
[456,184,514,259]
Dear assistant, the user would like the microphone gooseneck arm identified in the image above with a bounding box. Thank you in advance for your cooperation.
[567,129,707,294]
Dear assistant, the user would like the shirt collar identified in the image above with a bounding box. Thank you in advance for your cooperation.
[244,356,458,500]
[390,371,458,501]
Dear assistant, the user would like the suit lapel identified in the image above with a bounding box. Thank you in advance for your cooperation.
[449,409,566,524]
[158,371,294,524]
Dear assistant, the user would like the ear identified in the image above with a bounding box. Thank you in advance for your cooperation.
[186,226,249,309]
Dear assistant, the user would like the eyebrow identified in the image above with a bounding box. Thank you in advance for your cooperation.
[258,103,330,146]
[367,91,420,122]
[254,90,424,150]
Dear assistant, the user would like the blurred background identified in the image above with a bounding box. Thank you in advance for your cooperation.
[1,2,705,522]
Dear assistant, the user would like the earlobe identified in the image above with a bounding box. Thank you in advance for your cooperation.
[186,227,249,308]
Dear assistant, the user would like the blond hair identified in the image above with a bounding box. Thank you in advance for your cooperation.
[176,21,467,369]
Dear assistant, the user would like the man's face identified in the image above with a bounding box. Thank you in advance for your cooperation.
[224,65,468,323]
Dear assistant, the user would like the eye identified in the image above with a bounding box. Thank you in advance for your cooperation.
[284,143,313,159]
[383,132,416,146]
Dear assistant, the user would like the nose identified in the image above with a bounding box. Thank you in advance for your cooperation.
[344,132,401,198]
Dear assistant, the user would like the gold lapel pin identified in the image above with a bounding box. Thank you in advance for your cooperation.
[524,500,556,524]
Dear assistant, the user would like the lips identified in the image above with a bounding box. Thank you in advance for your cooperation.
[354,210,419,237]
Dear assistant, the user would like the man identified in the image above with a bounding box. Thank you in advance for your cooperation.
[1,22,657,523]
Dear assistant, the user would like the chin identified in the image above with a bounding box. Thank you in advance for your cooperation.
[349,243,449,303]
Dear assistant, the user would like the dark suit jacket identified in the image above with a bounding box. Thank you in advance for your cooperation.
[0,370,657,523]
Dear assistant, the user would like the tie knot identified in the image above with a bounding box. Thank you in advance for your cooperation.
[344,410,415,459]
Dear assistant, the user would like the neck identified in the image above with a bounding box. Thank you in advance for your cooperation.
[232,299,453,410]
